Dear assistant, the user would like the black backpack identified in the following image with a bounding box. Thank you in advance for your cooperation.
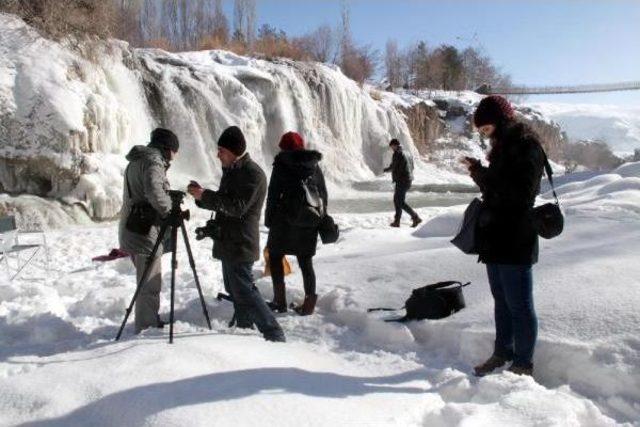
[285,172,325,227]
[368,281,471,322]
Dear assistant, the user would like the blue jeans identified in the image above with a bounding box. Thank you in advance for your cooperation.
[221,260,285,342]
[487,264,537,367]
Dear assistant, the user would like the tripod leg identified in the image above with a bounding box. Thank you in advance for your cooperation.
[180,221,213,330]
[169,225,178,344]
[115,222,169,341]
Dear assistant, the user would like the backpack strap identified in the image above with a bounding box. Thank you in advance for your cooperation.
[422,281,470,291]
[367,306,404,313]
[384,315,409,323]
[124,165,133,200]
[540,148,560,206]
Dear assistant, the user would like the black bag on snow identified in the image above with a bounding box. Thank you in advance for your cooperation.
[368,281,471,322]
[533,153,564,239]
[451,198,483,254]
[286,175,325,227]
[318,214,339,244]
[124,166,158,235]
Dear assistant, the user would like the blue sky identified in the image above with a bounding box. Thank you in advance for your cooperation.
[226,1,640,106]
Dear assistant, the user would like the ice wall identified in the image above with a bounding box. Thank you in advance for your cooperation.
[0,13,414,222]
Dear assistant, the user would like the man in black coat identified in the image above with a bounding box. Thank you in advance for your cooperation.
[188,126,285,342]
[384,139,422,228]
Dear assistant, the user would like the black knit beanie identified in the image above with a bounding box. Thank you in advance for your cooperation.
[218,126,247,156]
[389,138,400,147]
[148,128,179,152]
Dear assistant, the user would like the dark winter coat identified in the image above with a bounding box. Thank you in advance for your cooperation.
[470,121,545,265]
[196,153,267,263]
[118,145,172,256]
[385,148,414,186]
[265,150,328,257]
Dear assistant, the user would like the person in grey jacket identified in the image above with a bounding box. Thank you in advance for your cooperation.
[187,126,285,343]
[383,139,422,228]
[119,128,179,333]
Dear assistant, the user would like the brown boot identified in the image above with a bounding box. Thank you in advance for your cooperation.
[473,355,509,377]
[411,216,422,228]
[390,219,400,228]
[292,294,317,316]
[267,282,287,313]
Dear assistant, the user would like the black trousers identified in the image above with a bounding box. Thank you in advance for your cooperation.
[393,182,418,221]
[269,252,316,296]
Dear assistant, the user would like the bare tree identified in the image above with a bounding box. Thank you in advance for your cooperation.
[296,25,334,63]
[385,39,402,88]
[211,0,230,45]
[338,1,354,64]
[0,0,120,40]
[162,0,179,49]
[233,0,256,47]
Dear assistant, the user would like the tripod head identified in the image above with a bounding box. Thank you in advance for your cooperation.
[169,190,186,207]
[168,190,190,222]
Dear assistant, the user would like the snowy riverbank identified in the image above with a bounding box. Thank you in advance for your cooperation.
[1,163,639,426]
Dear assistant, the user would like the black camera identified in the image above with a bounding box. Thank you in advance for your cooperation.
[169,190,186,207]
[195,219,221,241]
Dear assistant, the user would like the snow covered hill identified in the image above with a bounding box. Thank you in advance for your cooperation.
[1,161,639,426]
[529,102,640,156]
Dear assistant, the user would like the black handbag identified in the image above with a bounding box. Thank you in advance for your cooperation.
[451,198,483,254]
[533,153,564,239]
[124,166,158,235]
[368,281,471,322]
[319,214,339,244]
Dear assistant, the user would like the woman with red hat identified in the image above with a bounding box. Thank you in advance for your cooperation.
[462,95,546,377]
[265,131,328,315]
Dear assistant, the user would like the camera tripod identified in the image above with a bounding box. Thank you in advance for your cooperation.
[115,200,212,343]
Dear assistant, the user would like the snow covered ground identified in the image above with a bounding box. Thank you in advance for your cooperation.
[1,162,639,426]
[529,103,640,156]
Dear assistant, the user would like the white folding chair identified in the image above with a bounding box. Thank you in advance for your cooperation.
[0,215,50,281]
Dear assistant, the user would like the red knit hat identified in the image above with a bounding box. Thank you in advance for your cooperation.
[279,131,305,151]
[473,95,515,128]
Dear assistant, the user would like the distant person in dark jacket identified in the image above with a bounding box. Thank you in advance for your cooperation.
[462,95,545,377]
[384,139,422,228]
[265,132,328,316]
[187,126,285,342]
[119,128,178,334]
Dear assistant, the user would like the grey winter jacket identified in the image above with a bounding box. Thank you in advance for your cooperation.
[385,148,414,185]
[118,145,172,257]
[196,153,267,263]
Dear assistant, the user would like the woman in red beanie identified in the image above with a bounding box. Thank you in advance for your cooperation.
[462,95,546,376]
[265,131,328,315]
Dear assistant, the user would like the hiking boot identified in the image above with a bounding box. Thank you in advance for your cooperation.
[264,329,286,343]
[411,216,422,228]
[507,364,533,376]
[134,316,166,334]
[267,282,288,313]
[390,219,400,228]
[267,301,287,313]
[473,355,509,377]
[292,294,318,316]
